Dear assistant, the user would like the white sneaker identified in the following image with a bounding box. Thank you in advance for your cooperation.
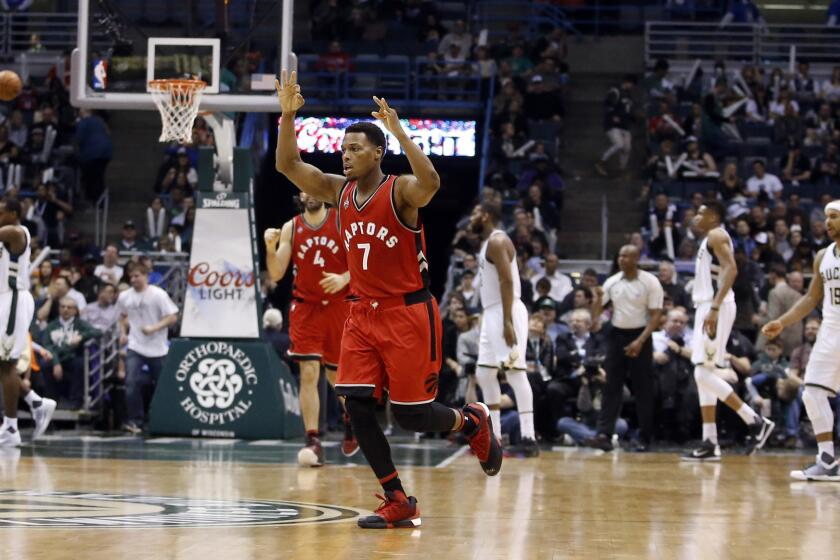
[0,425,22,447]
[31,398,57,440]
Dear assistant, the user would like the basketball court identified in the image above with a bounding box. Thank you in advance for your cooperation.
[0,437,837,559]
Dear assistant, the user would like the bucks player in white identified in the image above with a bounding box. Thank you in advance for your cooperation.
[469,202,538,457]
[763,200,840,481]
[0,198,56,446]
[683,200,774,461]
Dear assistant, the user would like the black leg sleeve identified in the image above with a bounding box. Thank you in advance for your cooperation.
[391,402,457,433]
[345,397,397,481]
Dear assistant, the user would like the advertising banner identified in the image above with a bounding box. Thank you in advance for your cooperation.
[149,340,303,439]
[180,194,260,338]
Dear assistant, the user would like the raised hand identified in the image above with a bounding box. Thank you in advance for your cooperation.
[275,69,305,113]
[264,228,281,250]
[371,96,402,135]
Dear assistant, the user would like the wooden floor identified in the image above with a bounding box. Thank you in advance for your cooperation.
[0,436,837,560]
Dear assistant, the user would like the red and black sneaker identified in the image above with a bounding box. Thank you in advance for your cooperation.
[463,402,503,476]
[299,434,325,467]
[342,413,360,457]
[357,491,421,529]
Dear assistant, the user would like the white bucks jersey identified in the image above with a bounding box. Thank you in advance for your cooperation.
[820,243,840,326]
[0,225,31,293]
[478,230,521,308]
[693,228,735,305]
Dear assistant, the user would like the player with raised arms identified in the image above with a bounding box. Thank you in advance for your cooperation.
[275,70,502,529]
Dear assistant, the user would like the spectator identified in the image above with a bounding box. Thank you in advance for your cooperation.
[820,66,840,102]
[810,219,831,251]
[652,309,697,442]
[813,142,840,184]
[94,243,124,285]
[524,58,565,121]
[658,260,691,309]
[536,296,566,341]
[745,339,788,420]
[36,275,73,324]
[316,41,352,74]
[75,109,113,203]
[531,253,572,303]
[263,308,290,364]
[7,110,27,148]
[558,268,600,317]
[438,19,472,58]
[678,137,718,179]
[552,309,613,440]
[146,196,167,241]
[117,263,179,433]
[41,297,102,410]
[719,1,765,28]
[455,268,480,310]
[756,265,803,355]
[745,160,783,200]
[781,141,812,183]
[81,282,119,331]
[805,103,836,146]
[417,13,445,44]
[595,75,635,176]
[523,184,560,231]
[774,101,805,145]
[118,220,152,252]
[719,162,748,202]
[524,313,555,436]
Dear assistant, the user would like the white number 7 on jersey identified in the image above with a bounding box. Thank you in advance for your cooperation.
[357,243,371,270]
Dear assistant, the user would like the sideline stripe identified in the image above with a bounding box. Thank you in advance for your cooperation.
[434,445,469,468]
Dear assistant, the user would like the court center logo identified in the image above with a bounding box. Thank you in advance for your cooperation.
[176,342,257,427]
[0,491,366,528]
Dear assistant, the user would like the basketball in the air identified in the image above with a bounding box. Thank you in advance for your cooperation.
[0,70,22,102]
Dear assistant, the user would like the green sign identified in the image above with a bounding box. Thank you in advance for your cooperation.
[149,339,303,439]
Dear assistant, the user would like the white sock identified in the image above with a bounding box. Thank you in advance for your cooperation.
[4,417,17,430]
[23,390,41,406]
[818,440,835,459]
[519,412,535,441]
[702,422,718,445]
[736,403,759,425]
[489,409,502,440]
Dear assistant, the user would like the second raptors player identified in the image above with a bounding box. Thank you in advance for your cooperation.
[264,192,358,465]
[275,70,501,529]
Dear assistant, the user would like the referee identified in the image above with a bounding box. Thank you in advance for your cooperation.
[587,245,663,452]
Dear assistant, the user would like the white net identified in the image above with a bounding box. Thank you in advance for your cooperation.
[149,79,207,143]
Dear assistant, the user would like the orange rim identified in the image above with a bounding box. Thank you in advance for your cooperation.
[148,79,207,92]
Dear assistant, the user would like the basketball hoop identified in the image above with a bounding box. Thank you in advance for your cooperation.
[149,79,207,143]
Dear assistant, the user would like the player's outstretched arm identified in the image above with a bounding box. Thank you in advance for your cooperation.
[275,70,344,205]
[265,220,293,283]
[763,249,825,339]
[371,96,441,209]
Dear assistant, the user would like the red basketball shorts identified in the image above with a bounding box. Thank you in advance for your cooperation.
[287,298,349,369]
[336,292,442,405]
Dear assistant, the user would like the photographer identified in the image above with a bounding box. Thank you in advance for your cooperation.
[652,309,697,442]
[548,309,606,435]
[556,356,628,445]
[524,314,556,437]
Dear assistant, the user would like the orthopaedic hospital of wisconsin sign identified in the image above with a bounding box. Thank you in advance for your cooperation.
[0,491,366,528]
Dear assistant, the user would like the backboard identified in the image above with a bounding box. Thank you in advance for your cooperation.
[70,0,296,113]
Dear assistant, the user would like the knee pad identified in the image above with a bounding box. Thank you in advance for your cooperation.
[391,403,432,432]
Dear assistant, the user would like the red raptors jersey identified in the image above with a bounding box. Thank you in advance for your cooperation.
[291,208,349,301]
[338,174,430,299]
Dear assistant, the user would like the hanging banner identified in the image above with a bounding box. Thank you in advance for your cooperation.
[180,194,260,338]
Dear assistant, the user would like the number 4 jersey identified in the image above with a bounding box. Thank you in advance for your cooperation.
[337,174,430,299]
[291,208,349,302]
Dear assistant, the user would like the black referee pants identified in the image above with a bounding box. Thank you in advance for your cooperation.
[596,326,655,443]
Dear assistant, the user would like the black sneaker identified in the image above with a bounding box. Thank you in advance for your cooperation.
[507,438,540,458]
[681,439,721,462]
[628,438,649,453]
[746,416,775,455]
[583,433,613,452]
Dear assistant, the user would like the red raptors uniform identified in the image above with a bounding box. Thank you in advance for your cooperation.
[287,208,350,369]
[335,174,442,405]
